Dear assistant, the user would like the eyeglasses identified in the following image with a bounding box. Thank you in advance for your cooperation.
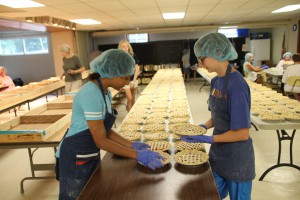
[197,57,206,64]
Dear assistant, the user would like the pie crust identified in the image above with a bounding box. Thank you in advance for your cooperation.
[174,150,209,166]
[143,131,170,140]
[120,124,141,131]
[118,131,141,141]
[174,140,205,151]
[143,124,166,132]
[144,117,166,124]
[145,140,171,151]
[169,123,206,135]
[168,117,190,124]
[157,151,171,165]
[123,117,145,124]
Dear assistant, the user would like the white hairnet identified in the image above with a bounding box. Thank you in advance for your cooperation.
[283,52,292,59]
[244,53,253,62]
[194,33,238,61]
[90,49,135,78]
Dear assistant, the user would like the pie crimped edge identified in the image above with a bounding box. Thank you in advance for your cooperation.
[174,140,205,151]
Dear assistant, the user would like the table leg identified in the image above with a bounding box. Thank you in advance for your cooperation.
[259,129,300,181]
[199,80,207,92]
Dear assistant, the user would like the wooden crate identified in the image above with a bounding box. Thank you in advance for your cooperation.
[25,101,73,116]
[0,113,71,143]
[52,95,74,103]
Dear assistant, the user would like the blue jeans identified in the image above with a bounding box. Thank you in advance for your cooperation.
[213,172,252,200]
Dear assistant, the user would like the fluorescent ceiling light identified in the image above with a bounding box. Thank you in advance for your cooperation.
[70,19,101,25]
[219,26,238,29]
[0,0,44,8]
[272,4,300,13]
[162,12,185,19]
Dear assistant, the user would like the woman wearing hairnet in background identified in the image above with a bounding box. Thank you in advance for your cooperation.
[181,33,255,200]
[56,49,164,200]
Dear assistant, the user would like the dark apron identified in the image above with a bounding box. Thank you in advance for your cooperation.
[58,78,117,200]
[208,65,255,182]
[59,129,100,200]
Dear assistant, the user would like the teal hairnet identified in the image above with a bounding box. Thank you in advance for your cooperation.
[244,53,253,62]
[90,49,135,78]
[283,52,292,59]
[194,33,238,61]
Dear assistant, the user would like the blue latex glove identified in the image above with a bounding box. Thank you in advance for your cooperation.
[137,150,165,170]
[132,141,151,150]
[199,124,208,130]
[181,135,214,144]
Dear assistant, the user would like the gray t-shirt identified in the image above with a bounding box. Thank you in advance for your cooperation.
[63,55,83,82]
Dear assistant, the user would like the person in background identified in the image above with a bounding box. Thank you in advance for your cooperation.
[282,53,300,100]
[182,49,191,81]
[0,66,25,110]
[190,63,198,81]
[57,49,164,200]
[243,53,263,83]
[118,40,140,112]
[59,44,85,93]
[181,33,255,200]
[276,52,293,69]
[0,66,14,91]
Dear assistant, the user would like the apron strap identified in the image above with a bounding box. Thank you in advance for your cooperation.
[223,64,232,97]
[96,78,109,112]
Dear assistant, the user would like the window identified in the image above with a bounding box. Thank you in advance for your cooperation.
[0,36,49,55]
[128,33,148,43]
[217,29,238,38]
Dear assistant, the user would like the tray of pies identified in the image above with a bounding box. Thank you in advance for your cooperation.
[157,151,171,165]
[168,117,190,124]
[143,131,170,141]
[144,117,166,124]
[259,113,285,122]
[282,113,300,122]
[143,124,166,132]
[120,124,142,132]
[118,131,141,141]
[174,140,205,151]
[174,150,209,166]
[145,140,171,151]
[169,123,206,136]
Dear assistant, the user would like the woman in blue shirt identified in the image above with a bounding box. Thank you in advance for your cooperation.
[181,33,255,200]
[57,49,164,200]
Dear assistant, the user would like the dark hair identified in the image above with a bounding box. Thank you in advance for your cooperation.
[89,72,100,80]
[292,53,300,62]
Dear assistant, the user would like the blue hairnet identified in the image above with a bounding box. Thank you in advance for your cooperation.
[194,33,238,61]
[283,52,292,59]
[90,49,135,78]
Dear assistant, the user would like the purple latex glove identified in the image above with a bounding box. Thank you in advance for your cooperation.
[132,141,151,150]
[199,124,208,130]
[137,150,165,170]
[181,135,214,144]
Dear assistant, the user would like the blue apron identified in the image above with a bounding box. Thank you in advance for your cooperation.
[59,78,116,200]
[208,65,255,182]
[59,129,100,200]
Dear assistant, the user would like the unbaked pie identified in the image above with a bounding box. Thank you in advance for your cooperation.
[143,131,170,140]
[169,123,206,135]
[157,151,171,165]
[120,124,141,131]
[143,124,166,132]
[144,117,166,124]
[146,140,171,151]
[174,150,209,166]
[174,140,205,151]
[123,117,145,124]
[168,117,190,124]
[118,131,141,141]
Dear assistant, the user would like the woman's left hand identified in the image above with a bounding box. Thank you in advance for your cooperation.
[132,141,151,150]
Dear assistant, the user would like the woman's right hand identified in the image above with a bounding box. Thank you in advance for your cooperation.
[137,150,164,170]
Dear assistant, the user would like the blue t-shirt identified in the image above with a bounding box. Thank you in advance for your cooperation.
[210,71,251,130]
[56,81,112,157]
